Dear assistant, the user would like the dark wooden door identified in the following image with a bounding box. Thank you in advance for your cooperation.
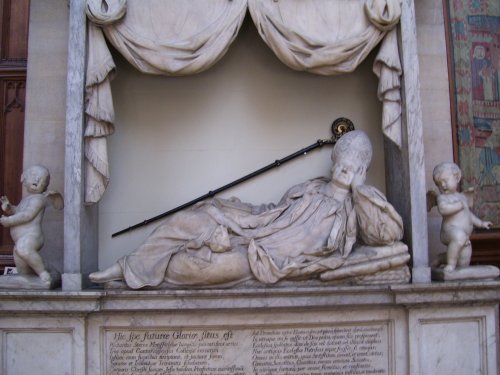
[0,0,29,271]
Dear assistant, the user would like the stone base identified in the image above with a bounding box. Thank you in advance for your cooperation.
[431,265,500,281]
[103,267,411,290]
[0,273,61,290]
[62,273,84,291]
[99,243,412,290]
[0,282,499,374]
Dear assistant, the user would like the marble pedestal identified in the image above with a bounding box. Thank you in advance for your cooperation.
[0,281,499,374]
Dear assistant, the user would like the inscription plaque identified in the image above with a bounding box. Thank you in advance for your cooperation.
[104,323,390,375]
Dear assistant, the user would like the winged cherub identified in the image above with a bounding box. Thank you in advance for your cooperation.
[0,165,63,287]
[428,162,492,272]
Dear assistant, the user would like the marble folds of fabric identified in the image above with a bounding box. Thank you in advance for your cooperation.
[84,0,403,202]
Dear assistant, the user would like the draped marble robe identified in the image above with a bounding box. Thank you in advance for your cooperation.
[117,179,406,288]
[119,178,356,288]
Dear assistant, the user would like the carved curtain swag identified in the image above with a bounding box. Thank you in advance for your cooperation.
[85,0,403,203]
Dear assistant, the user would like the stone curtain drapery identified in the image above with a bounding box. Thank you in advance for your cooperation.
[248,0,402,145]
[85,0,402,203]
[84,0,247,203]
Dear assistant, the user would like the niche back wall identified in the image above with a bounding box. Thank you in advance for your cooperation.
[99,17,384,268]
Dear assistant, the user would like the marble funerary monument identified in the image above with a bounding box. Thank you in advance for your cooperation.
[0,1,499,374]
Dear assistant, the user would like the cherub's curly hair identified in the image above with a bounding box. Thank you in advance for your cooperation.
[432,162,461,183]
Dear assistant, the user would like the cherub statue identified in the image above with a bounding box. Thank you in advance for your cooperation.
[0,165,63,288]
[428,162,498,280]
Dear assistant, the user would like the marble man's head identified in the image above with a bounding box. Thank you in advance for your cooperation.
[331,130,373,168]
[330,130,373,187]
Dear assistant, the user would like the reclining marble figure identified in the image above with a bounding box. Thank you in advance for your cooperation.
[90,130,410,289]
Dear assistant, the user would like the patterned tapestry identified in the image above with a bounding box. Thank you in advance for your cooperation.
[448,0,500,227]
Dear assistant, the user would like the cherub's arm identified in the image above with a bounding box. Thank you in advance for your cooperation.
[0,196,15,215]
[0,196,45,227]
[436,195,464,216]
[471,213,493,229]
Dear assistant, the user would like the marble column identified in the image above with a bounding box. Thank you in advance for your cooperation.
[63,0,98,290]
[385,0,431,283]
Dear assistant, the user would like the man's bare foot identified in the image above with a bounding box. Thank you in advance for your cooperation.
[89,263,123,283]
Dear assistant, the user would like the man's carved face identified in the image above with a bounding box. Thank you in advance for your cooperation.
[331,159,359,189]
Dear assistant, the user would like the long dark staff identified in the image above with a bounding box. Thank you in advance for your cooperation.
[112,118,354,237]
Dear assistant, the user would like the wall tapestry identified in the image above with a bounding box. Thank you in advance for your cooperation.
[447,0,500,228]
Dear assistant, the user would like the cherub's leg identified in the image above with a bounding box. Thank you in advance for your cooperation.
[13,248,35,275]
[14,246,51,284]
[457,240,472,268]
[444,238,468,272]
[444,241,460,272]
[444,230,469,272]
[89,263,123,283]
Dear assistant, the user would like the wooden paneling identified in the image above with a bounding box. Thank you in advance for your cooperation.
[471,232,500,269]
[0,0,29,63]
[0,0,29,271]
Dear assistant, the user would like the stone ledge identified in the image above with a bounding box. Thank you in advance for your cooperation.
[0,290,103,313]
[0,281,499,313]
[391,280,500,306]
